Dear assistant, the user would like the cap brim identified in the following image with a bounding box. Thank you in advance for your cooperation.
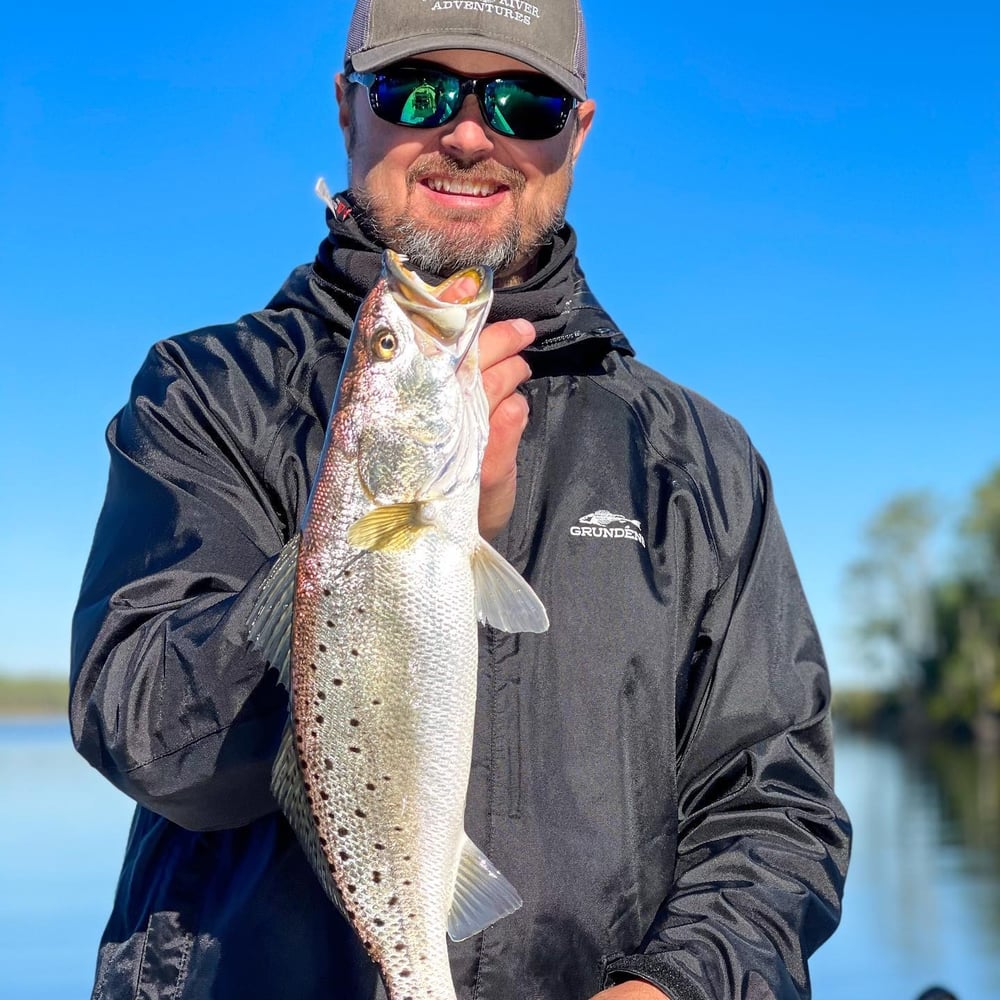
[349,35,587,101]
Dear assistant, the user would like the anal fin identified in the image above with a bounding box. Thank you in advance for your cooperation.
[472,539,549,634]
[447,834,522,941]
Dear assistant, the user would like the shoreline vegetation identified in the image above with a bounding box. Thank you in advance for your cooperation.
[841,463,1000,753]
[0,675,69,717]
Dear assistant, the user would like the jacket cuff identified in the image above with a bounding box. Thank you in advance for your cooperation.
[603,954,710,1000]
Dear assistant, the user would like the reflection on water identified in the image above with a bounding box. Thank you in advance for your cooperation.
[1,720,999,999]
[811,730,1000,999]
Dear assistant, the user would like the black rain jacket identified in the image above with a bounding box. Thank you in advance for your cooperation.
[71,200,850,1000]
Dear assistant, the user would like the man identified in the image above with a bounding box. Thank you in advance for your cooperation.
[71,1,851,998]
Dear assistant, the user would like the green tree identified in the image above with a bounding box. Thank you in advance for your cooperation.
[844,466,1000,747]
[938,466,1000,745]
[844,491,939,694]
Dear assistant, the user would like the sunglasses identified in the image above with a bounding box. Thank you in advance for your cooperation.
[347,64,577,141]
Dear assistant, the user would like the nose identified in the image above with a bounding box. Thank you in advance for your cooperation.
[439,94,495,164]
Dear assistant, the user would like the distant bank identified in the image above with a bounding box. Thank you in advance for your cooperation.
[0,675,69,716]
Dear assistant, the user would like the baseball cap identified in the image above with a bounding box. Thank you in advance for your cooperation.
[345,0,588,100]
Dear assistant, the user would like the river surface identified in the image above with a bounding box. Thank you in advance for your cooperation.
[1,718,998,999]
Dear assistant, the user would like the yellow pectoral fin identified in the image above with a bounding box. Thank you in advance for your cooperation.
[347,503,429,552]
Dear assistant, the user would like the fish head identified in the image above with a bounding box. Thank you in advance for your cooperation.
[334,252,494,505]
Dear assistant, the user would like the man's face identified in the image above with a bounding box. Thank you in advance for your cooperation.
[336,49,596,283]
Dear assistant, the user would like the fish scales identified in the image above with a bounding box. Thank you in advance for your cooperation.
[249,251,548,1000]
[296,479,479,996]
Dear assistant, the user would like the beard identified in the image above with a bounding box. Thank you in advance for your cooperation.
[352,155,571,280]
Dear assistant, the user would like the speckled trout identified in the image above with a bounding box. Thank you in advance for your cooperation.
[248,250,548,1000]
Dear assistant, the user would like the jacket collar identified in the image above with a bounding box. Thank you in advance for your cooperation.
[268,189,634,363]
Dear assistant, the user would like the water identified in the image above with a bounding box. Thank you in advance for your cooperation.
[1,720,998,999]
[0,718,135,1000]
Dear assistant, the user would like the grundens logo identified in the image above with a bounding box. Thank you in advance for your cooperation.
[570,510,647,548]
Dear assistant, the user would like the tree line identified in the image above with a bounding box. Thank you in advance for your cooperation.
[838,464,1000,749]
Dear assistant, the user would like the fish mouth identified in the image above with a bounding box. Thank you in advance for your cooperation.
[384,250,493,363]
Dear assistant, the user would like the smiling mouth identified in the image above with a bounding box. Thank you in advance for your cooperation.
[422,177,506,198]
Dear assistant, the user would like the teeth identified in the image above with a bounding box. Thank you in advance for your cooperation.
[426,177,499,197]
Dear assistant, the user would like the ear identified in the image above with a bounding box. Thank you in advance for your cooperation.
[335,72,352,150]
[570,98,596,165]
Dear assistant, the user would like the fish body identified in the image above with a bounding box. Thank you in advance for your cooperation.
[249,252,548,1000]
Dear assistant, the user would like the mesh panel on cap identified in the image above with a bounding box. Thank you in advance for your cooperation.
[573,3,588,82]
[346,0,374,60]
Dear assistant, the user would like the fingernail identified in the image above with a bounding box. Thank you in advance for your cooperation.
[512,319,535,339]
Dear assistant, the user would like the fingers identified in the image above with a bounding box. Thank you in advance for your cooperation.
[479,318,535,373]
[478,393,530,541]
[438,274,480,304]
[477,323,533,541]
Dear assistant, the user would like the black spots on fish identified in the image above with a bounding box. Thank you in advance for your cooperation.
[371,698,382,706]
[315,715,325,725]
[350,648,360,658]
[333,678,344,687]
[326,620,335,629]
[323,588,332,597]
[348,746,362,754]
[393,825,403,833]
[339,850,350,862]
[317,691,326,701]
[296,734,304,746]
[318,643,328,653]
[366,782,377,792]
[402,855,411,862]
[394,942,405,953]
[319,790,329,801]
[372,870,383,883]
[355,808,367,819]
[325,759,335,771]
[419,955,428,964]
[373,917,385,927]
[349,718,360,728]
[309,662,317,673]
[346,884,357,894]
[383,775,392,783]
[337,826,348,837]
[373,842,385,851]
[342,569,352,579]
[387,895,399,907]
[400,969,412,978]
[402,879,412,887]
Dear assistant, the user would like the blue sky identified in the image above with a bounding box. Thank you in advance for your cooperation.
[1,1,997,689]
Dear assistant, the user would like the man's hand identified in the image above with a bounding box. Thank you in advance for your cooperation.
[591,981,669,1000]
[477,317,534,539]
[437,275,534,540]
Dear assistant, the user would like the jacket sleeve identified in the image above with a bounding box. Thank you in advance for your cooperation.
[70,335,296,832]
[605,449,851,1000]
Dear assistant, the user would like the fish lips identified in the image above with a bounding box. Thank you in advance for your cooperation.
[383,250,494,367]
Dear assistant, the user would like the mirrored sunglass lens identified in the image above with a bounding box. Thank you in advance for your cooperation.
[374,72,456,127]
[486,81,570,139]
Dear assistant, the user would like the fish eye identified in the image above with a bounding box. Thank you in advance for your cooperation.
[371,327,398,361]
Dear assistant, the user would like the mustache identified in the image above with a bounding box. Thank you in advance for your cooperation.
[407,155,525,193]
